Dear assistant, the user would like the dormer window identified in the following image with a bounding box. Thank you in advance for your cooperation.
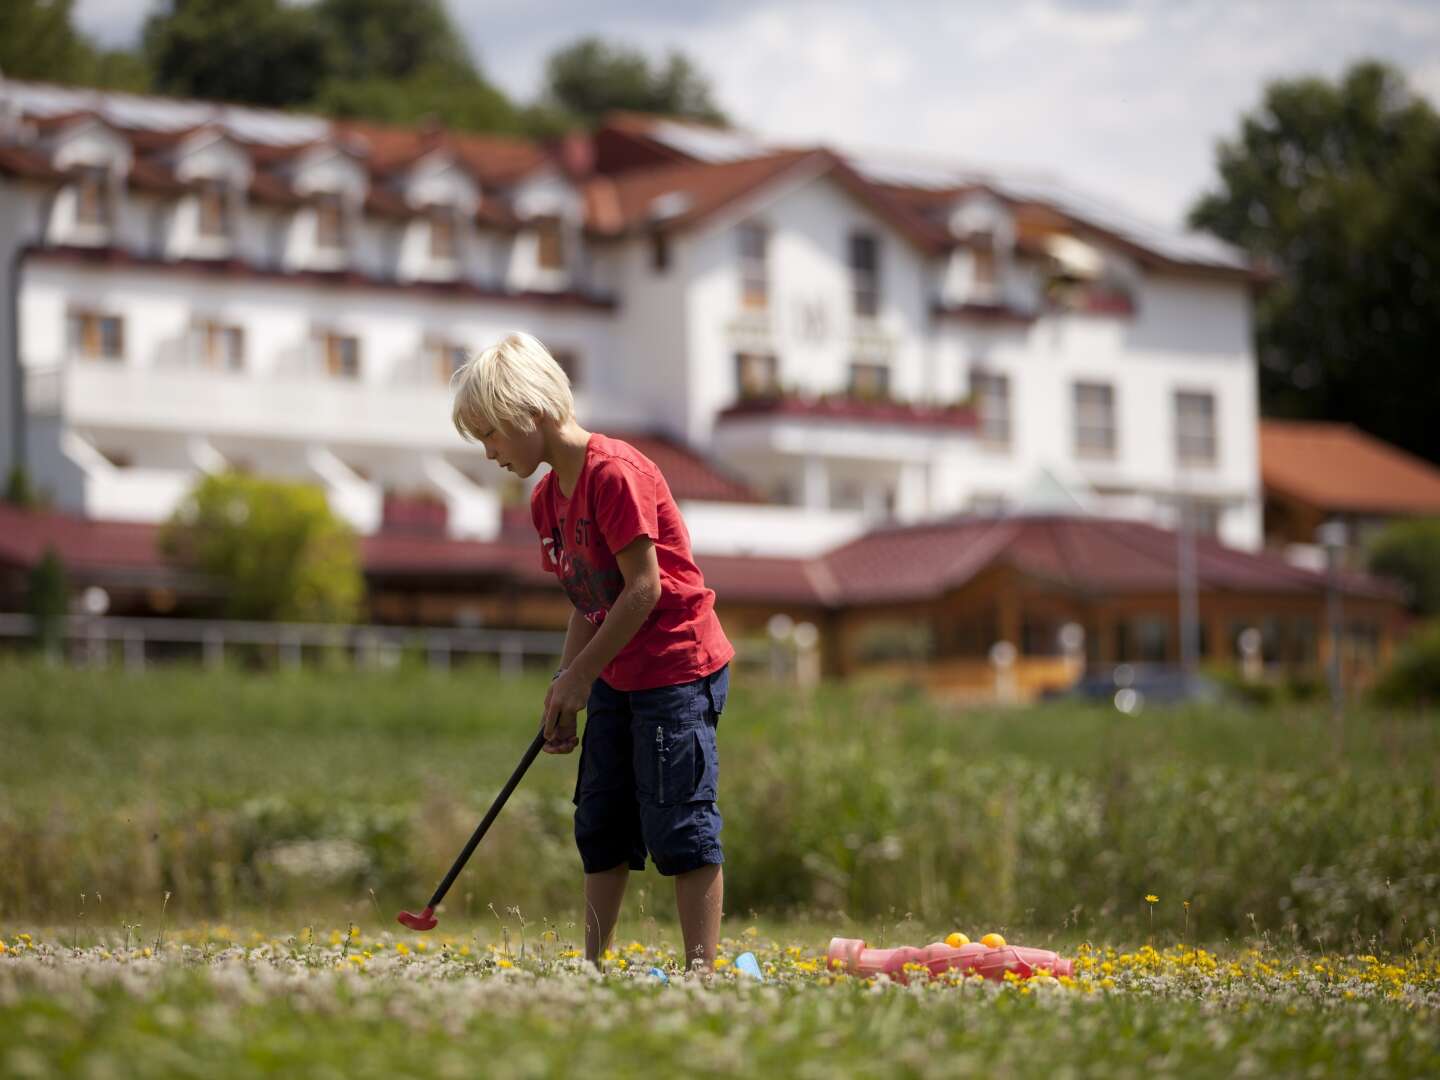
[737,223,768,309]
[315,193,347,252]
[849,231,880,318]
[74,166,113,229]
[535,216,565,270]
[197,179,233,240]
[969,232,997,298]
[428,205,457,261]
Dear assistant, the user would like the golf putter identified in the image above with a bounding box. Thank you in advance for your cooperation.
[397,725,548,931]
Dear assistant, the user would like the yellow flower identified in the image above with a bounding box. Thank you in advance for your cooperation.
[1145,894,1159,904]
[395,943,410,956]
[0,941,6,954]
[497,959,513,969]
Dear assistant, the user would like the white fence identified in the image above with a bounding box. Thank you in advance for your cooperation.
[0,613,566,676]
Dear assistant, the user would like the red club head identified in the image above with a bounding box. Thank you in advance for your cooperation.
[396,906,437,932]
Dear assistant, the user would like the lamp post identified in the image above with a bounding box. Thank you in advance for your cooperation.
[1317,519,1348,754]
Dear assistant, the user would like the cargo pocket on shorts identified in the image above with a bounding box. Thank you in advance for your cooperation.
[652,719,718,806]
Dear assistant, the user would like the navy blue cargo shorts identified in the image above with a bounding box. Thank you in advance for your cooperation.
[573,664,728,877]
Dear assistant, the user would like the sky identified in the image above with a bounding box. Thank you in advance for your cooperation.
[72,0,1440,230]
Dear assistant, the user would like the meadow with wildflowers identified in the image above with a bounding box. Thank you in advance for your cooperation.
[1,924,1437,1078]
[3,659,1439,1075]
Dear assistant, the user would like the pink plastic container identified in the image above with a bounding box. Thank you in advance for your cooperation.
[826,937,1074,983]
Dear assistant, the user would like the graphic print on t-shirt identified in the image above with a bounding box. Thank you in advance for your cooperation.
[545,515,623,623]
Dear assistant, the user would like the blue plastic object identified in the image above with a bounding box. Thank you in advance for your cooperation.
[734,951,764,981]
[649,967,669,983]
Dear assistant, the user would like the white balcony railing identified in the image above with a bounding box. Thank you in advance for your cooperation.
[31,358,464,450]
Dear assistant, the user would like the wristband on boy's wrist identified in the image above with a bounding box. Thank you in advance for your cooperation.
[551,668,565,682]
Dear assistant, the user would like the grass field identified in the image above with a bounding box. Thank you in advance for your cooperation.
[3,659,1439,1075]
[2,924,1438,1079]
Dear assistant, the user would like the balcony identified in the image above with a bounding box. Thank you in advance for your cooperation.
[717,391,976,433]
[31,358,463,450]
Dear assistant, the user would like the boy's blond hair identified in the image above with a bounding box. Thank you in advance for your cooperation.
[451,331,574,441]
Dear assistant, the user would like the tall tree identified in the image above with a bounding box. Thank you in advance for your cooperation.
[0,0,149,91]
[1189,60,1440,464]
[0,0,93,81]
[313,0,473,83]
[310,0,520,134]
[540,37,728,128]
[142,0,331,108]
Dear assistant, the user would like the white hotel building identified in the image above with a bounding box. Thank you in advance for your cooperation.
[0,78,1264,563]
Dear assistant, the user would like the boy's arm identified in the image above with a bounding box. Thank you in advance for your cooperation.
[558,606,599,670]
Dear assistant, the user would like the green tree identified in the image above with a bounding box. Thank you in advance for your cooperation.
[159,471,363,623]
[25,544,69,661]
[1189,60,1440,464]
[313,0,473,83]
[142,0,331,108]
[313,65,521,134]
[1368,517,1440,616]
[0,0,149,91]
[0,0,93,81]
[539,37,728,128]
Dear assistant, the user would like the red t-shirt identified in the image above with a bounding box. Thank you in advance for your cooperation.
[530,432,735,691]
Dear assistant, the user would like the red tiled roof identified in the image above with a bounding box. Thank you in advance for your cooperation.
[0,502,164,572]
[818,514,1400,606]
[0,145,66,182]
[584,151,814,235]
[332,119,549,188]
[1261,420,1440,515]
[693,552,833,608]
[608,431,765,504]
[718,396,976,431]
[583,149,951,254]
[0,503,1399,607]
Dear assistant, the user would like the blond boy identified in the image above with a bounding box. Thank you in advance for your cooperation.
[452,331,733,972]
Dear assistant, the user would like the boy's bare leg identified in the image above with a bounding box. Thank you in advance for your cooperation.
[675,863,724,973]
[584,864,630,966]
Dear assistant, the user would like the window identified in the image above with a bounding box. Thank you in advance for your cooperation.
[193,320,244,371]
[74,166,112,228]
[551,349,581,389]
[970,233,997,295]
[1073,381,1117,458]
[650,229,670,272]
[324,333,361,379]
[427,340,469,382]
[849,231,880,317]
[428,205,457,261]
[971,370,1011,448]
[314,193,346,251]
[68,311,124,361]
[848,361,890,399]
[1175,390,1217,467]
[197,179,232,240]
[735,352,778,398]
[737,223,768,309]
[535,216,565,269]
